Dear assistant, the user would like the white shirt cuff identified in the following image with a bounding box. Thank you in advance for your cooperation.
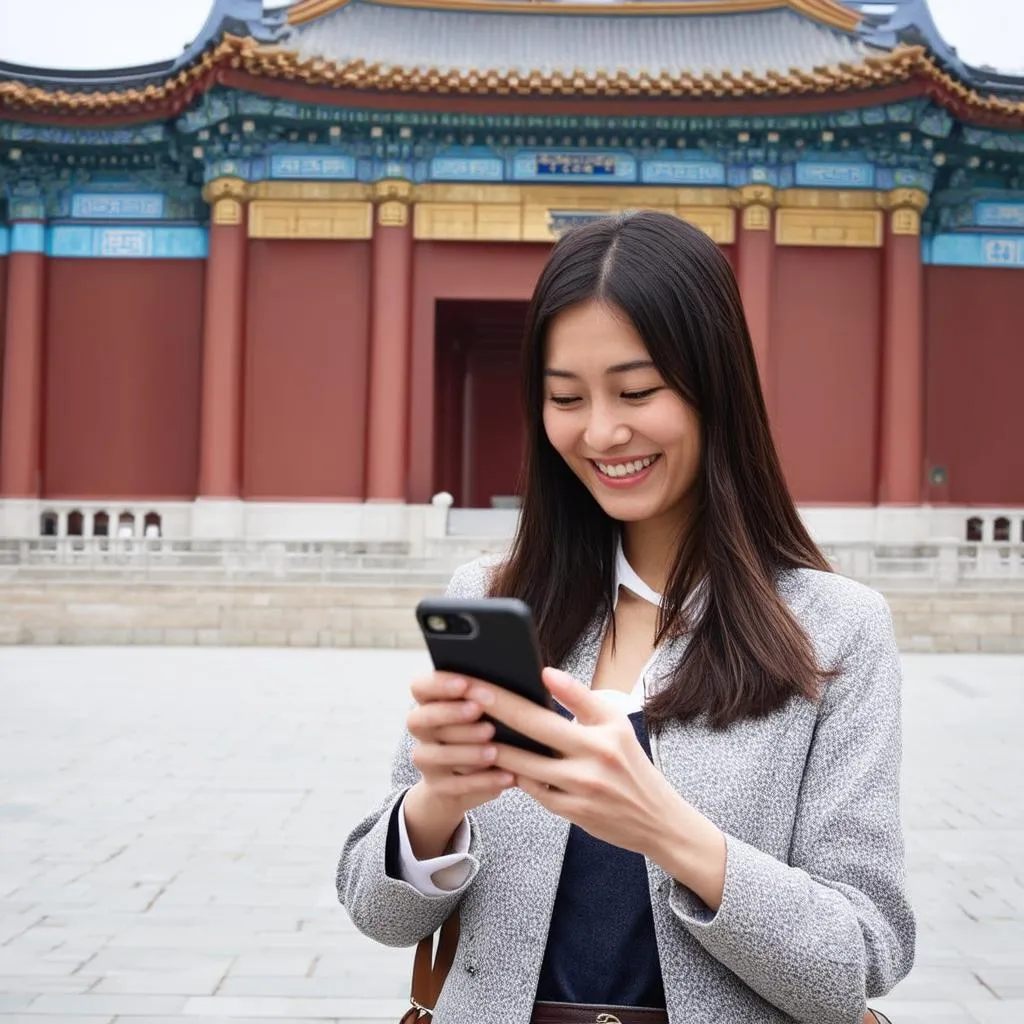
[397,797,473,896]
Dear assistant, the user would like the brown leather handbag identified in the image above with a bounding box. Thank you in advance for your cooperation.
[398,915,893,1024]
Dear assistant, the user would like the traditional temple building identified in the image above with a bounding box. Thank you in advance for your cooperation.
[1,0,1022,546]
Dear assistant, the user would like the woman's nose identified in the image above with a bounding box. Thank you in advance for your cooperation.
[583,407,631,451]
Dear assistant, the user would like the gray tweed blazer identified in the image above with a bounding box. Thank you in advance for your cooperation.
[337,558,916,1024]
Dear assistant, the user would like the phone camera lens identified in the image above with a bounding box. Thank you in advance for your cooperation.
[449,614,474,636]
[426,615,448,633]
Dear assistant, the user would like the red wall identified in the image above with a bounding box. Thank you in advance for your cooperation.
[0,256,7,451]
[770,247,881,504]
[244,239,371,500]
[465,344,524,506]
[44,259,205,499]
[925,266,1024,505]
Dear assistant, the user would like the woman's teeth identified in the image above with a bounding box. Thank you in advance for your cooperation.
[595,455,659,478]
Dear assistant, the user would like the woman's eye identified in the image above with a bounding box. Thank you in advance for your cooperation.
[549,395,580,407]
[622,388,661,401]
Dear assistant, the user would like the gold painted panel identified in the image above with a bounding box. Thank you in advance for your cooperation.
[476,204,525,241]
[776,209,883,248]
[413,202,482,240]
[678,206,735,245]
[248,200,373,240]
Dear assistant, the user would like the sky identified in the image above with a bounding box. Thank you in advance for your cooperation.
[0,0,1022,73]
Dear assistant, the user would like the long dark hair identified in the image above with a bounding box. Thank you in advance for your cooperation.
[490,210,833,730]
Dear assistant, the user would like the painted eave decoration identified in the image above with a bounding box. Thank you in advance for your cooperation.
[0,0,1023,129]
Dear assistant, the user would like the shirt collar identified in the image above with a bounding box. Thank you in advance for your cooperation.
[614,536,663,609]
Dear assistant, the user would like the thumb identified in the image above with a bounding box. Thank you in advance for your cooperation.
[542,667,614,726]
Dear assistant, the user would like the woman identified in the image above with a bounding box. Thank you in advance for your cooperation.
[338,211,916,1024]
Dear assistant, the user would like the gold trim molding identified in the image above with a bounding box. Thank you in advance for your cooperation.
[249,180,371,202]
[776,208,883,248]
[775,188,884,211]
[248,199,373,240]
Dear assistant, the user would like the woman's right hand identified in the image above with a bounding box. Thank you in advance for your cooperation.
[402,672,515,859]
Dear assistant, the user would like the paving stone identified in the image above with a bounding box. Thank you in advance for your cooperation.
[182,995,409,1017]
[0,647,1021,1021]
[28,993,189,1015]
[0,1017,114,1024]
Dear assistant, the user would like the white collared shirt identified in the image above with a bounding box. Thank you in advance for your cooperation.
[397,540,663,895]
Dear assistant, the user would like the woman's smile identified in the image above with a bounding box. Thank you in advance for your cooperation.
[591,453,662,486]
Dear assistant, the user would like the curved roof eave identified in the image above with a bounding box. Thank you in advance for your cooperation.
[0,0,287,91]
[844,0,1024,96]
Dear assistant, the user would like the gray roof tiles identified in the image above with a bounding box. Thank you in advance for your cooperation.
[290,5,880,78]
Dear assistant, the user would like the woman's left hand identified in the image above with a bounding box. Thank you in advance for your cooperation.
[468,669,680,855]
[469,668,727,909]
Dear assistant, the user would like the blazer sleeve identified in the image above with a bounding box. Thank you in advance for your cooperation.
[335,558,494,947]
[336,729,482,947]
[667,594,916,1024]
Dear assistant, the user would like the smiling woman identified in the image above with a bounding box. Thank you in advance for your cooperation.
[337,211,915,1024]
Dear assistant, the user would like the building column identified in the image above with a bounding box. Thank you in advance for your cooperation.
[197,177,249,500]
[0,217,47,499]
[878,188,929,505]
[734,185,776,401]
[366,180,414,501]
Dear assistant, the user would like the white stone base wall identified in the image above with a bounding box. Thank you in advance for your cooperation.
[1,583,1022,653]
[4,498,1024,548]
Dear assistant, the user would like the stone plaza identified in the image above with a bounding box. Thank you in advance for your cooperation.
[0,645,1021,1024]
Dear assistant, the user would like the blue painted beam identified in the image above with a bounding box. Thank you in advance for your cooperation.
[925,233,1024,268]
[48,225,208,259]
[11,223,46,253]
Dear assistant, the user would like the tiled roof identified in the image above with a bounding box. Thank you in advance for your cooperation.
[287,0,861,32]
[289,4,878,79]
[0,0,285,91]
[1,6,1024,128]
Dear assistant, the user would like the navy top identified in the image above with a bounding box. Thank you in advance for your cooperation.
[535,709,666,1009]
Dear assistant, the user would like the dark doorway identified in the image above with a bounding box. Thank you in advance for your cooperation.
[434,300,529,508]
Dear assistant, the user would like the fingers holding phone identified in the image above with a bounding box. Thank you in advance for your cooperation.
[403,671,515,860]
[408,673,497,774]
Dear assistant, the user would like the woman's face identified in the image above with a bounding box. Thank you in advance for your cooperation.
[542,299,702,527]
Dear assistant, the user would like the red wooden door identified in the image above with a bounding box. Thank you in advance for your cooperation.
[464,345,524,507]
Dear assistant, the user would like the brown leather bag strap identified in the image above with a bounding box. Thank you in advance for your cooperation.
[410,915,460,1016]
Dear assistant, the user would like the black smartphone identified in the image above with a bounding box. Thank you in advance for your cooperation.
[415,597,556,757]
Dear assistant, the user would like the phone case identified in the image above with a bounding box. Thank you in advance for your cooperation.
[415,597,556,757]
